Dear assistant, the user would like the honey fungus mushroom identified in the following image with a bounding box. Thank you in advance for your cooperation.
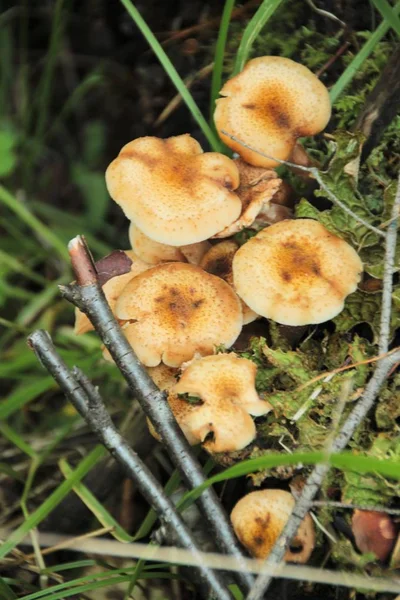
[214,56,331,168]
[231,489,315,563]
[74,250,150,335]
[171,354,272,453]
[115,262,243,367]
[232,219,363,326]
[129,222,211,266]
[200,241,258,325]
[105,134,241,245]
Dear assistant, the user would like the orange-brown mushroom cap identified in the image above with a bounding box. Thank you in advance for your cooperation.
[200,241,258,325]
[115,262,243,367]
[171,354,271,452]
[129,222,211,266]
[105,134,241,245]
[74,250,151,335]
[214,56,331,168]
[231,489,315,562]
[232,219,363,326]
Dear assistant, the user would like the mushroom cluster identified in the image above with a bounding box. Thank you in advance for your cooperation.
[74,55,363,462]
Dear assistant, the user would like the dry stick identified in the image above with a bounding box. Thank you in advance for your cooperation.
[221,131,385,239]
[378,171,400,355]
[60,236,254,593]
[27,330,233,600]
[244,170,400,599]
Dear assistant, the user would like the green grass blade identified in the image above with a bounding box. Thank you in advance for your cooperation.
[0,577,18,600]
[330,0,400,103]
[0,186,69,261]
[59,459,134,542]
[119,0,223,152]
[233,0,285,75]
[0,445,105,559]
[371,0,400,36]
[0,249,47,285]
[0,423,37,459]
[210,0,236,121]
[0,378,55,420]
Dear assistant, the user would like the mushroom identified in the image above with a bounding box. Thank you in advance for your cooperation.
[74,250,151,335]
[115,262,243,367]
[105,134,242,245]
[200,241,258,325]
[213,158,282,238]
[232,219,363,326]
[352,510,397,562]
[171,353,272,452]
[214,56,331,168]
[129,222,211,266]
[231,489,315,562]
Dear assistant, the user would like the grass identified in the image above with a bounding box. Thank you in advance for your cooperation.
[1,0,400,598]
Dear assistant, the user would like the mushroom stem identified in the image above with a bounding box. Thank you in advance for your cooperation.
[27,330,233,600]
[60,235,254,593]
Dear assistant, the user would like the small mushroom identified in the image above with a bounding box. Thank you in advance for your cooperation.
[231,489,315,562]
[232,219,363,326]
[115,262,243,367]
[214,56,331,168]
[106,134,241,245]
[74,250,150,335]
[129,222,211,265]
[352,509,397,562]
[213,158,282,237]
[200,241,258,325]
[171,353,272,452]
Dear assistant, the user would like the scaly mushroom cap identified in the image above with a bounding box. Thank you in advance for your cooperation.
[106,134,241,245]
[232,219,363,326]
[129,222,211,266]
[200,241,258,325]
[74,250,150,335]
[171,354,272,452]
[115,263,243,367]
[231,489,315,562]
[215,56,331,168]
[213,159,282,238]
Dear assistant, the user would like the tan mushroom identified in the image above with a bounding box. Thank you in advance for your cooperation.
[171,354,272,453]
[231,489,315,562]
[74,250,150,335]
[213,159,282,238]
[129,222,211,265]
[106,134,241,245]
[232,219,363,326]
[214,56,331,168]
[200,241,258,325]
[115,262,243,367]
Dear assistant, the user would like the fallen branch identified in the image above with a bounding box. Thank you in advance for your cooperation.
[60,236,254,592]
[28,330,232,600]
[246,171,400,600]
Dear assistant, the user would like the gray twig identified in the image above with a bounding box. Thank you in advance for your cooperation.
[379,171,400,355]
[27,330,233,600]
[221,130,385,238]
[60,235,254,593]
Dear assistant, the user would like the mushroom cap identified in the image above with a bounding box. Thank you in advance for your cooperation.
[129,222,211,266]
[231,489,315,562]
[115,262,243,367]
[106,134,242,245]
[171,353,272,452]
[213,158,282,238]
[200,241,258,325]
[352,510,397,562]
[214,56,331,168]
[232,219,363,326]
[74,250,150,335]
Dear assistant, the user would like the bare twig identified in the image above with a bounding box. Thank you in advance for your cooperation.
[246,347,400,600]
[379,171,400,355]
[27,330,233,600]
[60,236,254,593]
[220,131,386,238]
